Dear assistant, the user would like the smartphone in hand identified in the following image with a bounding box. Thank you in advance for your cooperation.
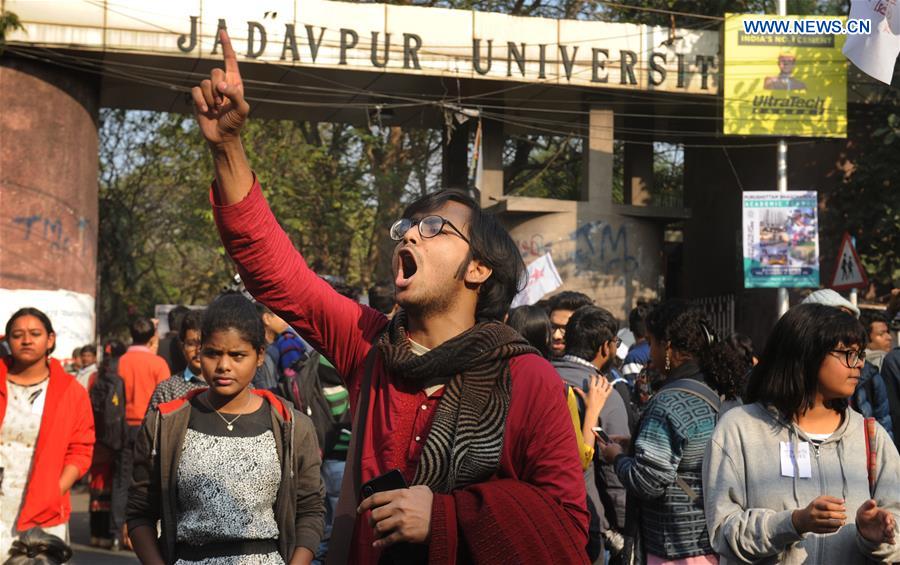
[592,427,611,444]
[359,469,407,501]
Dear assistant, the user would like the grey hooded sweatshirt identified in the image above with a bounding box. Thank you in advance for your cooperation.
[703,402,900,564]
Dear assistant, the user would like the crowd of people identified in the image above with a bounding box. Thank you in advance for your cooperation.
[2,29,900,565]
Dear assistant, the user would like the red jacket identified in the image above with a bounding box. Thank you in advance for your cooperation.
[0,356,95,530]
[213,181,589,563]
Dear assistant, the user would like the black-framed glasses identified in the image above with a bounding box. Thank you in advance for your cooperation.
[830,348,866,368]
[390,215,470,244]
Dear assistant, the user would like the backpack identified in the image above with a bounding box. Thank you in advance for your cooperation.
[284,351,351,459]
[89,358,127,451]
[658,378,741,503]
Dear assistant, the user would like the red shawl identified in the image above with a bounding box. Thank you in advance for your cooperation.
[428,479,589,564]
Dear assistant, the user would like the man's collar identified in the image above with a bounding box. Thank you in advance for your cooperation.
[182,366,202,382]
[560,354,599,372]
[128,345,152,353]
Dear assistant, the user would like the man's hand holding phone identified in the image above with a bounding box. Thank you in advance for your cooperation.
[357,471,434,548]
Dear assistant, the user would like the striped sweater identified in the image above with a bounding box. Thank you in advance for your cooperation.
[613,363,717,559]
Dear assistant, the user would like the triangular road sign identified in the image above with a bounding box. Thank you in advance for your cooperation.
[830,232,868,291]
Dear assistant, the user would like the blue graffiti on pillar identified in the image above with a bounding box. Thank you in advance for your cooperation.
[571,221,639,275]
[13,215,73,252]
[13,215,41,239]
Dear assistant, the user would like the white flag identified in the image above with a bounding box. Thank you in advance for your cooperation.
[510,252,563,308]
[843,0,900,84]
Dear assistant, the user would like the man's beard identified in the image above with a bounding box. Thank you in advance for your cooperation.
[397,255,470,320]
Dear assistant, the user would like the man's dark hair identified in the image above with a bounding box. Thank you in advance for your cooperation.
[646,299,746,400]
[746,303,866,419]
[179,309,204,342]
[564,305,618,361]
[202,293,267,351]
[859,310,888,335]
[129,317,156,346]
[254,301,272,317]
[402,189,524,322]
[5,307,56,355]
[167,305,190,335]
[547,291,593,314]
[506,305,552,359]
[368,282,395,315]
[628,304,650,340]
[80,344,97,356]
[6,527,72,565]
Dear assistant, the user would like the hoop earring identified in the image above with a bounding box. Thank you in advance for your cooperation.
[665,351,671,372]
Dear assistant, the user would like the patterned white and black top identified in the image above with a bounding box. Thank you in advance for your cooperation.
[174,398,283,565]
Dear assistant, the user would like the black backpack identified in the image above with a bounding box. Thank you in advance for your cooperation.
[89,358,127,451]
[285,351,351,458]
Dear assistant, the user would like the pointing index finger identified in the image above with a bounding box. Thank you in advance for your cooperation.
[220,29,240,76]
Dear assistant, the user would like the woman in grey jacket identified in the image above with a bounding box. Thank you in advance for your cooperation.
[704,303,900,564]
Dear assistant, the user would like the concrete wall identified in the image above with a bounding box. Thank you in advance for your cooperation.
[493,107,663,321]
[0,56,100,352]
[505,210,662,320]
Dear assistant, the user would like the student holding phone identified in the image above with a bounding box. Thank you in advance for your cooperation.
[704,304,900,564]
[190,29,590,565]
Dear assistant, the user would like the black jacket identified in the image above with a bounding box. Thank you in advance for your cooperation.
[126,389,324,563]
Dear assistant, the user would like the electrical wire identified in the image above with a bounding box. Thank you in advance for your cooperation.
[3,34,869,148]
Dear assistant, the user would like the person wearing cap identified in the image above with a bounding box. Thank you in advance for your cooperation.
[801,288,861,317]
[802,290,893,439]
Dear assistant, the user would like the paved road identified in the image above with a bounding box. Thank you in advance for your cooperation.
[69,489,139,565]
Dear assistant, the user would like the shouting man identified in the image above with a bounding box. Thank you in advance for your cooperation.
[179,30,589,565]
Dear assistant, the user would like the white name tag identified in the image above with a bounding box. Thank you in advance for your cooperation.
[780,441,812,478]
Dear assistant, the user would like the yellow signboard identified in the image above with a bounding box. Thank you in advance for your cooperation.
[724,14,847,137]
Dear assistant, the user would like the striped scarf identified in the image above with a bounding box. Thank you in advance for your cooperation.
[377,311,537,494]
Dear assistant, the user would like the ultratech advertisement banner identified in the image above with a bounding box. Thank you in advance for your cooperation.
[743,191,820,288]
[724,14,847,137]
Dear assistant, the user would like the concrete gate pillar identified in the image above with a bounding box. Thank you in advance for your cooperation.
[478,117,504,208]
[624,142,653,206]
[0,56,100,357]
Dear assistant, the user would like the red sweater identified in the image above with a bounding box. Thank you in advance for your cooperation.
[0,357,95,530]
[118,346,170,426]
[213,181,589,563]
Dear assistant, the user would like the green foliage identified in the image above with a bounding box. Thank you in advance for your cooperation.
[98,111,394,337]
[823,94,900,289]
[652,142,684,208]
[503,134,583,200]
[98,110,224,336]
[0,10,25,48]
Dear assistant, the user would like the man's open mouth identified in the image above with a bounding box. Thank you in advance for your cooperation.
[395,248,418,288]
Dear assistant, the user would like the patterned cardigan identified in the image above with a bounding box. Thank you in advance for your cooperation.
[613,363,718,560]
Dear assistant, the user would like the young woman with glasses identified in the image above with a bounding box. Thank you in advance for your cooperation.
[704,303,900,564]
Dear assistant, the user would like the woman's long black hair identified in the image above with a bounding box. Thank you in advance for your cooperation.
[745,303,866,419]
[506,305,552,358]
[646,300,746,400]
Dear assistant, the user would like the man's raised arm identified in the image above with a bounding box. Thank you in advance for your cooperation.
[190,29,253,205]
[189,29,387,384]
